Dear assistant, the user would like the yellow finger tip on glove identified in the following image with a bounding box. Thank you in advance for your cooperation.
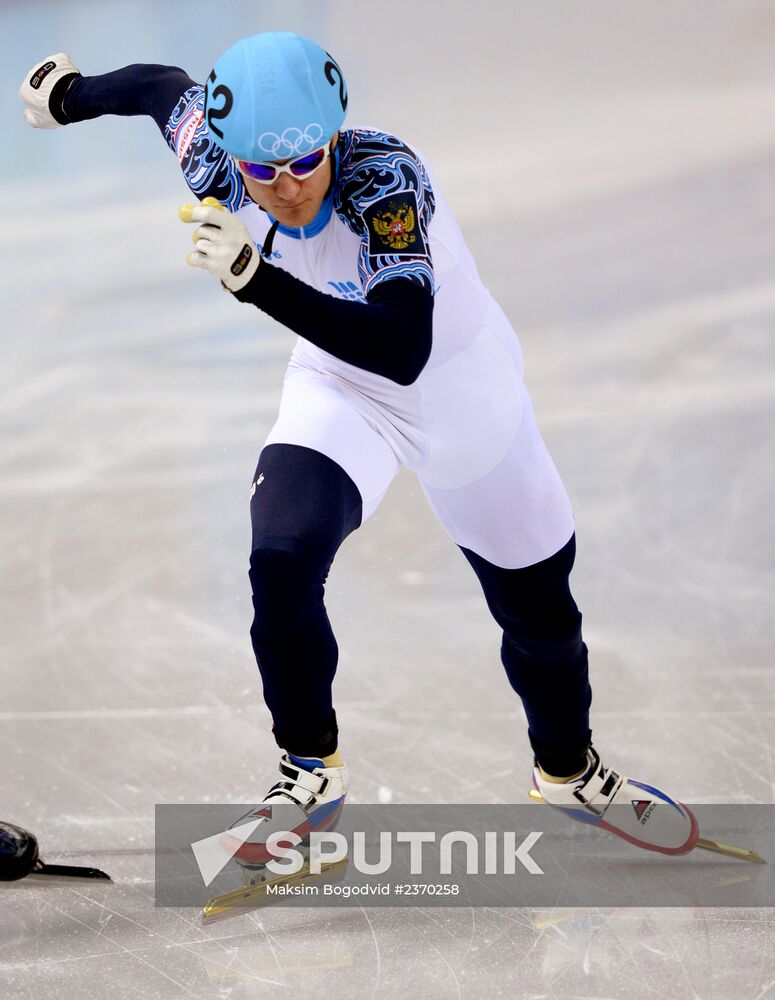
[178,197,224,224]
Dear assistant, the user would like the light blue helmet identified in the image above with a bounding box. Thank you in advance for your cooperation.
[204,32,348,163]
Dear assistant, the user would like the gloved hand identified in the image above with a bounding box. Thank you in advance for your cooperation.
[19,53,81,129]
[179,197,260,293]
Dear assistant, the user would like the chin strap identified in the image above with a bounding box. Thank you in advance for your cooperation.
[261,219,280,260]
[322,138,340,200]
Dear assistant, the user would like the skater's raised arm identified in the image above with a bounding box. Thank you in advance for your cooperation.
[20,53,193,133]
[19,54,248,210]
[60,64,195,132]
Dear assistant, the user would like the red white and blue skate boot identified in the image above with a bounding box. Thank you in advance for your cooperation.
[222,754,349,869]
[532,746,699,856]
[201,756,349,921]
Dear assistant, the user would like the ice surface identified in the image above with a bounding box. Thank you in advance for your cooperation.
[3,2,775,997]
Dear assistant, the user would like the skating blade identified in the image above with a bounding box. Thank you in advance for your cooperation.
[695,838,766,864]
[202,857,348,923]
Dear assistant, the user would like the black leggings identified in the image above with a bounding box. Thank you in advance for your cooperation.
[249,443,591,774]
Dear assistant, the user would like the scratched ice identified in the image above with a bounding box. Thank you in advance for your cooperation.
[2,2,775,998]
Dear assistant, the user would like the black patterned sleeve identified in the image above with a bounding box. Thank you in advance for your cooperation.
[334,130,436,295]
[163,85,249,211]
[61,65,248,212]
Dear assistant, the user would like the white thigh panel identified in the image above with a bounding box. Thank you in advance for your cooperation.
[265,367,400,521]
[419,388,575,568]
[417,326,523,489]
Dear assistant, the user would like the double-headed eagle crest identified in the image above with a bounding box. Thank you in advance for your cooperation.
[370,201,417,251]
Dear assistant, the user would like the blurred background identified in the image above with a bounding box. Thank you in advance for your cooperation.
[2,2,775,998]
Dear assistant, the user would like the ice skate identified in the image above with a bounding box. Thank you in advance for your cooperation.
[531,746,699,855]
[0,821,112,885]
[529,747,765,862]
[202,754,349,921]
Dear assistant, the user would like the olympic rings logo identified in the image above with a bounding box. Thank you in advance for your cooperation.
[257,123,325,157]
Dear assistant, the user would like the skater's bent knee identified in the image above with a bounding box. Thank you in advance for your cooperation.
[502,625,586,664]
[249,539,329,606]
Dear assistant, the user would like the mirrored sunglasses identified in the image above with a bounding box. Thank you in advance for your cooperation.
[236,145,330,185]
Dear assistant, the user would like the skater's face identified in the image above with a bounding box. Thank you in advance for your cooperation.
[237,134,338,229]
